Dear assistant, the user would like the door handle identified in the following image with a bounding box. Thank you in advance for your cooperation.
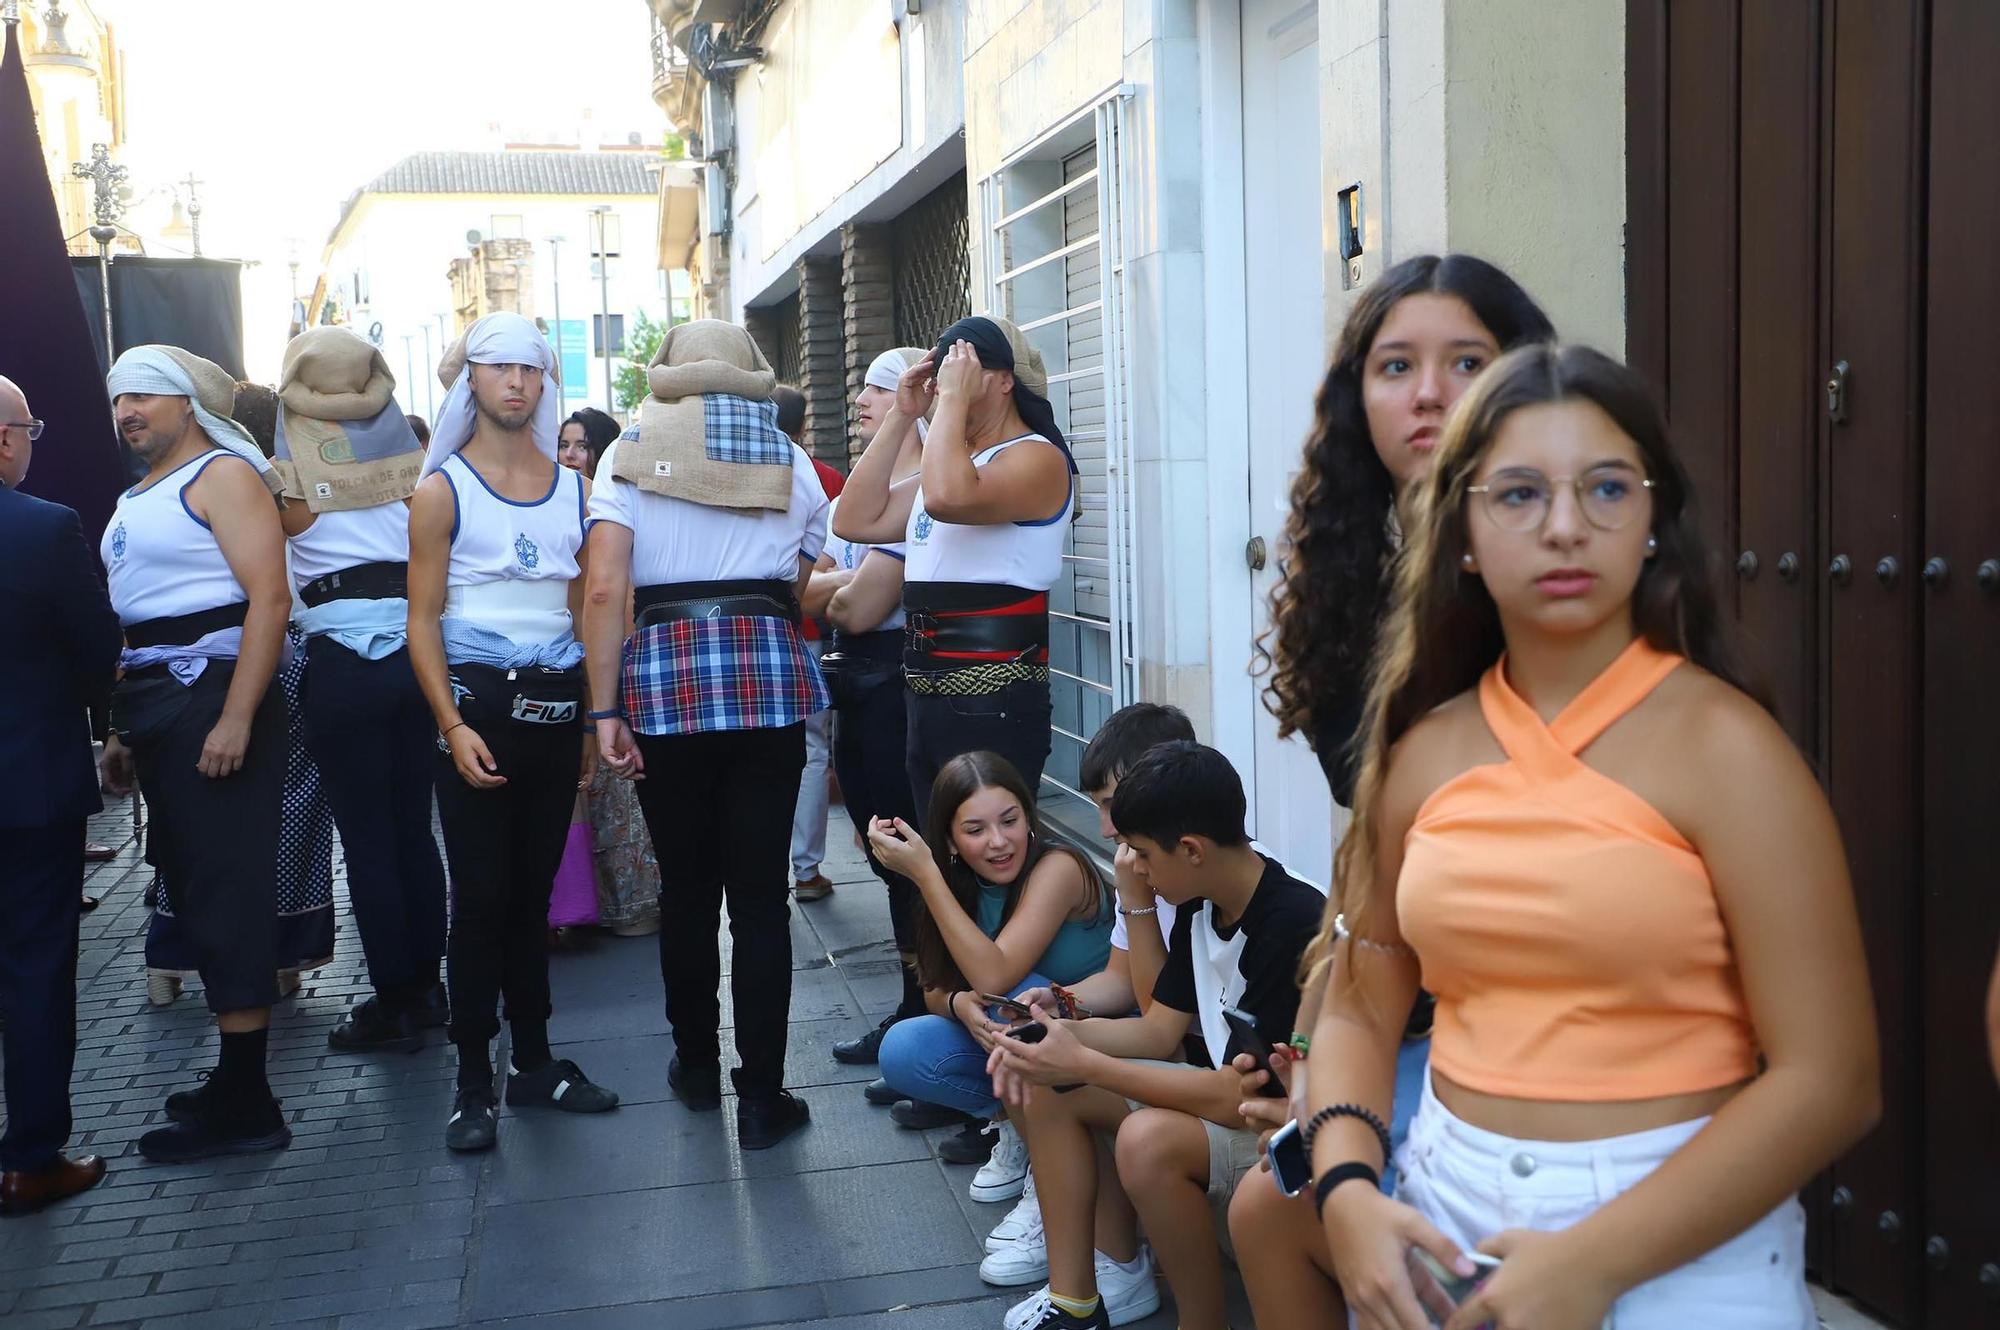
[1826,359,1851,424]
[1245,536,1268,572]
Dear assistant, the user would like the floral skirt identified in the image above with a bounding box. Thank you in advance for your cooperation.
[587,763,660,934]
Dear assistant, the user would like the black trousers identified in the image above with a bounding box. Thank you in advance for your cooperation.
[0,819,84,1171]
[127,665,284,1013]
[303,639,446,1006]
[831,677,925,1021]
[905,678,1053,816]
[632,723,805,1098]
[433,669,581,1048]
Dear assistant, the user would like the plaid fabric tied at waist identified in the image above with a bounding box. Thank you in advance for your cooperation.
[621,614,829,735]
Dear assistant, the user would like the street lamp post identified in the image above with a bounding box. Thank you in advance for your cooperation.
[590,205,614,413]
[401,333,417,417]
[546,235,566,406]
[420,322,436,421]
[69,143,127,366]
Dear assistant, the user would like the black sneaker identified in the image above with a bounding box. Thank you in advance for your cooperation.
[889,1098,968,1131]
[444,1087,498,1152]
[1015,1292,1110,1329]
[938,1118,998,1165]
[413,983,451,1030]
[862,1076,901,1106]
[505,1058,619,1113]
[832,1016,892,1065]
[163,1070,215,1126]
[668,1057,723,1111]
[139,1093,290,1163]
[327,998,421,1054]
[736,1090,811,1150]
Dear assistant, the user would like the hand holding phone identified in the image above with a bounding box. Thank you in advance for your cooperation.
[1408,1249,1502,1329]
[978,993,1035,1020]
[1220,1004,1288,1098]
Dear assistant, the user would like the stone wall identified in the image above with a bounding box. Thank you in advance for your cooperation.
[840,224,896,464]
[795,255,846,467]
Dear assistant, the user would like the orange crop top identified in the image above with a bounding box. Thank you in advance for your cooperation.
[1397,637,1759,1101]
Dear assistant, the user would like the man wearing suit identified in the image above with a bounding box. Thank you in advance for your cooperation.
[0,374,121,1214]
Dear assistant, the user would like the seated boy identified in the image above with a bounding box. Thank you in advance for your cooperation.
[986,741,1324,1330]
[975,703,1197,1287]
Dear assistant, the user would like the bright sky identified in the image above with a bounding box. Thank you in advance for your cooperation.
[94,0,661,378]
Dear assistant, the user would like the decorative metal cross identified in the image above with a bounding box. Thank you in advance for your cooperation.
[180,171,205,256]
[70,143,128,231]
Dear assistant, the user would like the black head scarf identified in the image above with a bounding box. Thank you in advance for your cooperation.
[931,316,1077,474]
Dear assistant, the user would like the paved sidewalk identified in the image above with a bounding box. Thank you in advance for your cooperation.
[0,797,1218,1329]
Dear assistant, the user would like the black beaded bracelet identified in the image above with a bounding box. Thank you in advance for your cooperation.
[1302,1103,1393,1169]
[1313,1162,1380,1215]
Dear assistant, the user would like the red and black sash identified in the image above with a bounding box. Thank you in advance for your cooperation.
[902,581,1050,671]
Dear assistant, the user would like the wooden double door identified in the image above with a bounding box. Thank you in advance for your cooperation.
[1628,1,1999,1326]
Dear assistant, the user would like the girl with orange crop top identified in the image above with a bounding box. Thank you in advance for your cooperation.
[1300,344,1878,1330]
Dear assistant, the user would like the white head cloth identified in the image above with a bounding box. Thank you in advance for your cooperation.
[105,346,278,488]
[864,345,926,392]
[419,313,560,480]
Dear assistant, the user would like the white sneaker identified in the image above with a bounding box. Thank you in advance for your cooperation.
[978,1204,1048,1286]
[1092,1246,1161,1325]
[971,1119,1030,1203]
[985,1174,1040,1252]
[1002,1247,1160,1329]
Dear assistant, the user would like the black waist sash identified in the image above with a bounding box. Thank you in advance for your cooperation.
[902,581,1050,670]
[124,600,249,649]
[300,560,408,608]
[634,578,799,629]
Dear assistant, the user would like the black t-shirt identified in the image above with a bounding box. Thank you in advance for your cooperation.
[1150,854,1325,1069]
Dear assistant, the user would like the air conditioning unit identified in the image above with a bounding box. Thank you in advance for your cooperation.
[704,172,731,239]
[703,80,734,155]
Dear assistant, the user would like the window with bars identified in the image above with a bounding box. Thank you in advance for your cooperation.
[979,98,1134,847]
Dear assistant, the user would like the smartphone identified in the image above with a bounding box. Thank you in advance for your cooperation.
[977,993,1034,1020]
[1004,1022,1050,1045]
[1407,1249,1502,1329]
[1220,1004,1287,1098]
[1266,1119,1310,1197]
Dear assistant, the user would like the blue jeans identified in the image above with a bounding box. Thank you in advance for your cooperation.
[879,972,1051,1117]
[1384,1035,1431,1194]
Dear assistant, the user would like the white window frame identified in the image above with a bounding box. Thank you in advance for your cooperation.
[977,94,1137,831]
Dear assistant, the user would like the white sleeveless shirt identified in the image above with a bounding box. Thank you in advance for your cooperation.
[904,436,1072,590]
[822,495,906,632]
[287,501,411,592]
[101,450,251,626]
[438,453,584,647]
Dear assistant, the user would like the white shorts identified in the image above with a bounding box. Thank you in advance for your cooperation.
[1394,1072,1816,1330]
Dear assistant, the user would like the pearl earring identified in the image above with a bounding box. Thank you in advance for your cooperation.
[1460,552,1476,569]
[1646,535,1658,553]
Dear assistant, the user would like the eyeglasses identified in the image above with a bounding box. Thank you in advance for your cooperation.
[1,419,43,441]
[1466,464,1655,533]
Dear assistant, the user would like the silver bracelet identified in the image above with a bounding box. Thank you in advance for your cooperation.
[1334,912,1415,957]
[1117,904,1158,917]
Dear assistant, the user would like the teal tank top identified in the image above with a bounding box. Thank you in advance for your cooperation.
[974,870,1112,987]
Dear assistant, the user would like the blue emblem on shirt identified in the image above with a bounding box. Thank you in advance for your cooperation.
[514,532,540,570]
[913,507,933,542]
[841,541,859,570]
[110,522,127,560]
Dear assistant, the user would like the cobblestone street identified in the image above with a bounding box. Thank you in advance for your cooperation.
[0,799,1200,1329]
